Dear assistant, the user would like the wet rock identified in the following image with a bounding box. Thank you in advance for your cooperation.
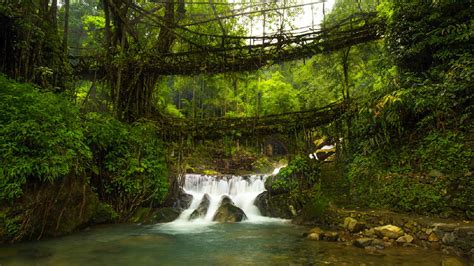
[213,203,247,223]
[220,195,234,206]
[374,225,404,239]
[176,189,193,210]
[153,208,180,223]
[353,238,384,249]
[343,217,366,233]
[307,232,321,241]
[363,228,377,237]
[442,232,456,245]
[322,231,339,242]
[189,194,211,220]
[307,228,322,240]
[396,234,414,244]
[309,227,323,234]
[254,191,297,219]
[306,228,338,242]
[354,238,370,248]
[428,232,439,242]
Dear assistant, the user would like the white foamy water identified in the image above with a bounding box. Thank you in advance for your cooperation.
[157,170,288,233]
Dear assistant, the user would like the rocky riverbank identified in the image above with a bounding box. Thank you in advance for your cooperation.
[297,208,474,261]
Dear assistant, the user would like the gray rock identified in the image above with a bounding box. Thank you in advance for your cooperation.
[212,203,247,223]
[343,217,366,233]
[220,195,234,206]
[176,189,193,210]
[189,194,210,220]
[254,191,297,219]
[354,238,385,248]
[152,208,180,223]
[374,225,404,239]
[322,231,339,242]
[442,232,456,244]
[396,234,414,244]
[307,232,321,241]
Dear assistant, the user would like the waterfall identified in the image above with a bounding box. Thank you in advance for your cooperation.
[156,168,288,233]
[177,174,266,222]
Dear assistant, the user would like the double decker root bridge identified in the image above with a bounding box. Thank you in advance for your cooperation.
[74,1,383,139]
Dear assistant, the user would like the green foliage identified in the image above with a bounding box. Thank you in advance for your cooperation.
[348,130,472,217]
[0,211,21,240]
[84,113,169,213]
[0,75,91,201]
[380,174,446,214]
[417,132,471,174]
[251,156,274,174]
[309,183,330,217]
[270,156,320,193]
[259,71,300,115]
[383,0,472,75]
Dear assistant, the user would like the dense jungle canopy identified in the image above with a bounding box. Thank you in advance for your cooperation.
[0,0,473,243]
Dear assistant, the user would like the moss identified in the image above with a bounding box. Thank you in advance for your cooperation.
[202,169,219,175]
[91,203,118,225]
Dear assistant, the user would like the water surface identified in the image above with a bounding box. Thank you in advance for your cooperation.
[0,221,467,265]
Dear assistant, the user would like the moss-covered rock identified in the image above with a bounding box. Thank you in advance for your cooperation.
[213,203,247,223]
[254,191,297,219]
[189,194,210,220]
[91,203,119,224]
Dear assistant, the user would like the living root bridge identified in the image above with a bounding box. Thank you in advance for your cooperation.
[72,12,383,77]
[156,101,348,141]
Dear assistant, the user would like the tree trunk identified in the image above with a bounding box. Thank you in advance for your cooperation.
[63,0,70,54]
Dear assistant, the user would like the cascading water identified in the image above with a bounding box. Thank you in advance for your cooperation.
[156,167,286,233]
[178,174,266,222]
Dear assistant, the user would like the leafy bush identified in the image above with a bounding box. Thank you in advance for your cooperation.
[0,75,91,201]
[348,130,472,217]
[380,174,446,214]
[84,113,169,216]
[417,132,471,174]
[269,156,318,192]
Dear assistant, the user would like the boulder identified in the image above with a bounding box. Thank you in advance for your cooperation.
[396,234,414,244]
[254,191,297,219]
[343,217,366,233]
[363,228,377,237]
[374,225,404,239]
[322,231,339,242]
[353,238,384,249]
[307,233,321,241]
[213,203,247,223]
[175,189,193,210]
[307,227,322,240]
[220,195,234,206]
[152,208,181,223]
[189,194,210,220]
[428,232,439,242]
[306,227,338,242]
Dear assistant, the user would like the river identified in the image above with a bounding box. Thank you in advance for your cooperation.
[0,173,468,265]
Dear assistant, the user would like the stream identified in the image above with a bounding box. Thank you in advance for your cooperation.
[0,173,469,265]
